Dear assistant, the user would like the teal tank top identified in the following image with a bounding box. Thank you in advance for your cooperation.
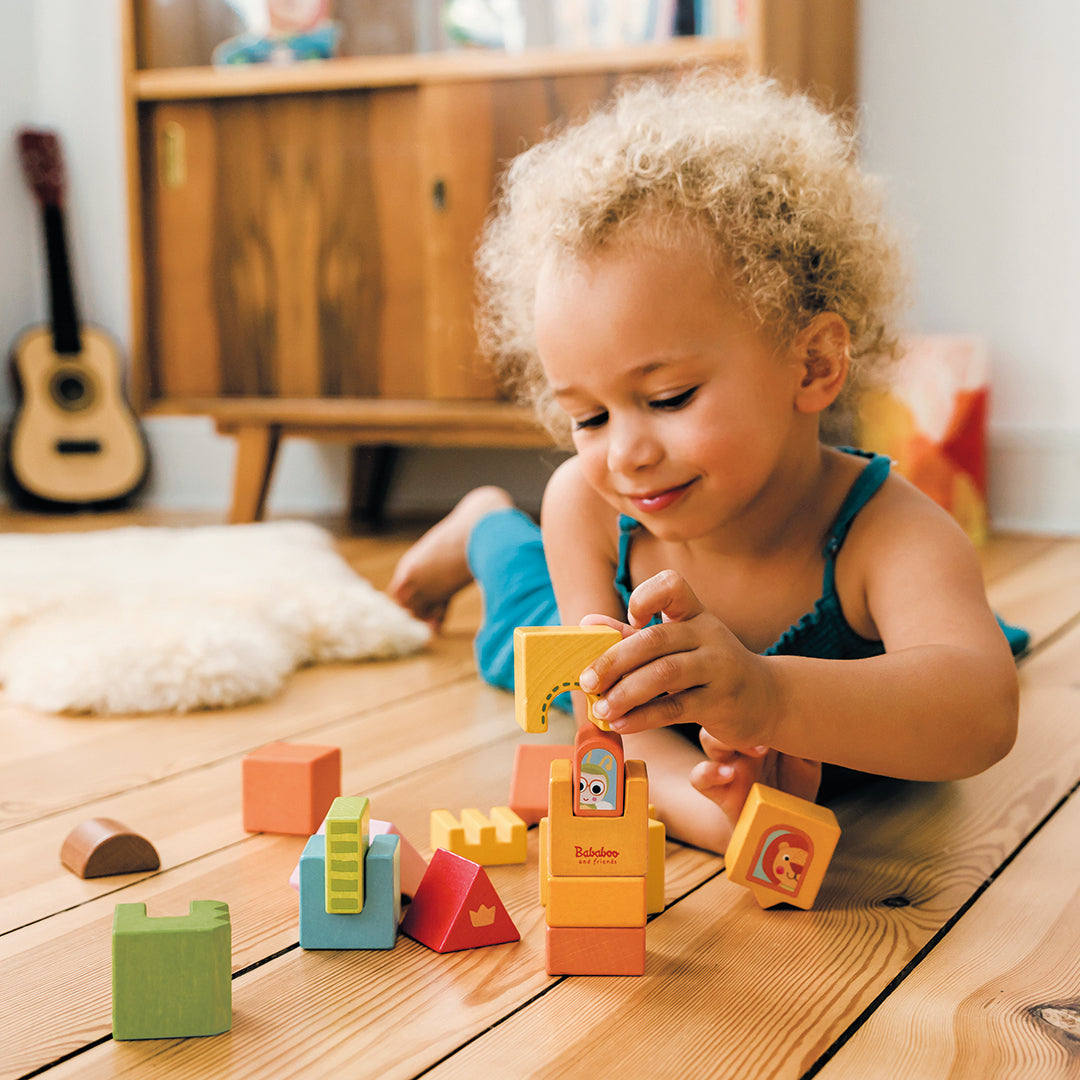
[614,449,889,660]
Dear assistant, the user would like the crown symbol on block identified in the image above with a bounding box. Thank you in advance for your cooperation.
[469,904,495,927]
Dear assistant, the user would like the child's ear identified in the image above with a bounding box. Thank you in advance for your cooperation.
[792,313,850,414]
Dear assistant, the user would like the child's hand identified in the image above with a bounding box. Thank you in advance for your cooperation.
[579,570,779,751]
[691,730,821,807]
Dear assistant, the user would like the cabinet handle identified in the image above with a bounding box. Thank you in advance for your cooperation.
[431,178,447,212]
[159,121,187,189]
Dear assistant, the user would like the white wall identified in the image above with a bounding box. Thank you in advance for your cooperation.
[3,0,1077,530]
[0,2,40,360]
[860,0,1080,532]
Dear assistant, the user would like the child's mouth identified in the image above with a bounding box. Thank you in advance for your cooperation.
[626,480,695,514]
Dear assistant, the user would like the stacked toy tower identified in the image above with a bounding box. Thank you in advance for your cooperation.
[513,627,665,976]
[540,730,661,975]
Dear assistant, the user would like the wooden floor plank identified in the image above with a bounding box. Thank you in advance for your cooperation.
[2,728,719,1080]
[977,533,1061,585]
[0,639,478,832]
[985,538,1080,649]
[0,673,525,933]
[2,515,1077,1080]
[816,784,1080,1079]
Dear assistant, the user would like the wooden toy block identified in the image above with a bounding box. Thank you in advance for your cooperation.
[371,819,427,898]
[541,811,664,911]
[299,832,400,950]
[430,806,527,865]
[545,925,646,976]
[60,817,160,878]
[513,625,621,732]
[539,816,550,905]
[508,743,573,826]
[324,795,370,914]
[289,817,427,899]
[574,725,624,817]
[400,848,519,953]
[242,741,340,836]
[546,874,647,928]
[725,783,841,910]
[546,758,650,877]
[112,900,231,1040]
[646,814,666,915]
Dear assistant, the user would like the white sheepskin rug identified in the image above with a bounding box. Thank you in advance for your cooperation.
[0,521,430,714]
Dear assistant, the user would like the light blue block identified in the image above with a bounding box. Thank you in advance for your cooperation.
[299,832,400,949]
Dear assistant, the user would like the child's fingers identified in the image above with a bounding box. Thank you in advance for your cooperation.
[699,729,768,760]
[579,613,635,638]
[689,758,735,791]
[626,569,704,629]
[600,682,711,734]
[579,618,703,699]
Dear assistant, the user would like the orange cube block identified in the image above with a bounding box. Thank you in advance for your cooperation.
[242,742,341,835]
[545,925,646,976]
[508,743,573,826]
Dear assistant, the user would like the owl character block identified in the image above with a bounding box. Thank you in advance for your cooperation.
[725,784,840,910]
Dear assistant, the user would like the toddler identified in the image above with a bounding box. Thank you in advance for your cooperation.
[391,73,1021,853]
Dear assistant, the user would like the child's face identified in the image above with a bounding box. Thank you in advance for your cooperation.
[535,229,810,542]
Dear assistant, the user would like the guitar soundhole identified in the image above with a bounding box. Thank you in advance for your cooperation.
[56,439,103,456]
[49,367,96,412]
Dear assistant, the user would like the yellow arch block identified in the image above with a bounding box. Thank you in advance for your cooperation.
[513,626,621,732]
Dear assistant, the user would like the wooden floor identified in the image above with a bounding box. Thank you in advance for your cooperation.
[2,507,1080,1080]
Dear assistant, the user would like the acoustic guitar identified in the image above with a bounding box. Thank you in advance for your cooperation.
[5,129,148,508]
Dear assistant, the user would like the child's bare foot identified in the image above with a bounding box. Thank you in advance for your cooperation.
[690,730,821,828]
[388,486,513,630]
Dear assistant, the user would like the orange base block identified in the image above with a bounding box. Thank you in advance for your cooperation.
[544,925,646,976]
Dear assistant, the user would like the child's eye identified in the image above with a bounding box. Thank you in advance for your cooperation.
[650,387,698,411]
[572,410,609,431]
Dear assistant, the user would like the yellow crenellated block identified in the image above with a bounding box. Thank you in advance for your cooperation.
[546,874,647,928]
[725,783,840,910]
[512,626,621,732]
[430,806,527,866]
[545,758,650,877]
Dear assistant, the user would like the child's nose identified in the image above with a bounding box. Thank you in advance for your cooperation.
[607,416,663,473]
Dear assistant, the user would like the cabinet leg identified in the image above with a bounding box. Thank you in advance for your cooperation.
[348,444,398,528]
[229,424,281,524]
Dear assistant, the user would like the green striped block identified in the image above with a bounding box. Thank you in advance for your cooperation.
[324,795,369,913]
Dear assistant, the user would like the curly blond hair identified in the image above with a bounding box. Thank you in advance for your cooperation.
[475,71,906,446]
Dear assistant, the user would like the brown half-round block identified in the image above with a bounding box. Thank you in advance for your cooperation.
[60,817,160,878]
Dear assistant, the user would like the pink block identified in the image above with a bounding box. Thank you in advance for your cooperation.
[288,817,427,898]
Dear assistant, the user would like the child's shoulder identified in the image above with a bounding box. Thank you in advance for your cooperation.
[541,457,620,557]
[838,451,983,577]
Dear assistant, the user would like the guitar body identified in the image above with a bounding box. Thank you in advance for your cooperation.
[6,127,149,509]
[6,325,148,507]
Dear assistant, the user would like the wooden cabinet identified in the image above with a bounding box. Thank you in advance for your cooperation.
[122,1,856,522]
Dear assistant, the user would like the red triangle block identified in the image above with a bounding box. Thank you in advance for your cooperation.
[400,849,519,952]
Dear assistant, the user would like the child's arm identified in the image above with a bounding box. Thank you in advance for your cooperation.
[580,486,1019,783]
[540,456,626,658]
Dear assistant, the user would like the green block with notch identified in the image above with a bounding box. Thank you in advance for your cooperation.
[325,795,370,913]
[111,900,231,1040]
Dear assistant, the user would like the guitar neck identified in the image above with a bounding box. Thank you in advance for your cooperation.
[42,204,81,356]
